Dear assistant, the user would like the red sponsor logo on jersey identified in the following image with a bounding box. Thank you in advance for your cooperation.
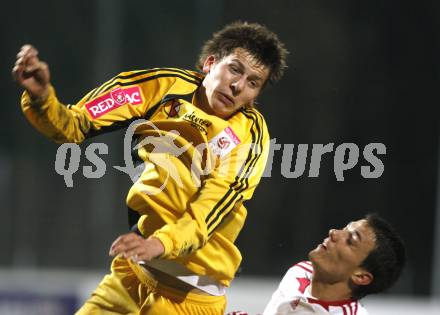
[297,277,311,294]
[85,86,143,119]
[217,136,230,149]
[225,127,240,145]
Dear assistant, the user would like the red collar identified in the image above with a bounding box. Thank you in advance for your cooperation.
[307,297,356,311]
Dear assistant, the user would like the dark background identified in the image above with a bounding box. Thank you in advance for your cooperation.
[1,0,439,297]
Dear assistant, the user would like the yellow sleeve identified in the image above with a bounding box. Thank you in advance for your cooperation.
[153,109,270,258]
[20,69,181,143]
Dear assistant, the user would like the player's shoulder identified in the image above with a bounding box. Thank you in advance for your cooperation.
[232,105,269,140]
[114,67,204,85]
[288,260,314,277]
[239,105,266,122]
[355,301,369,315]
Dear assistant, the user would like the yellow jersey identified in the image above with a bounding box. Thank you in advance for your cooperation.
[21,68,270,286]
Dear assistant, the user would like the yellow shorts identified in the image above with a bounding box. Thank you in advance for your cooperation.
[75,256,227,315]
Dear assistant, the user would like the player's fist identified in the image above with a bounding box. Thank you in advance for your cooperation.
[12,44,50,101]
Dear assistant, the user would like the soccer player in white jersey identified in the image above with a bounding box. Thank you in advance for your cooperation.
[263,214,406,315]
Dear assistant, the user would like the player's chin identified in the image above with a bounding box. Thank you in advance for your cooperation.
[308,246,322,260]
[212,104,235,119]
[308,250,315,260]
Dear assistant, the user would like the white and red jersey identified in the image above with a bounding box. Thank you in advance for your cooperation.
[263,261,369,315]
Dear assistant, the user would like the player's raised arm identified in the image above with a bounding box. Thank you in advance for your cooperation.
[12,44,50,103]
[13,45,180,144]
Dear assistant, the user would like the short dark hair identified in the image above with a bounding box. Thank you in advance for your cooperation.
[196,21,288,85]
[350,213,406,299]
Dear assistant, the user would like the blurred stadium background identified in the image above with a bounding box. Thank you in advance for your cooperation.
[1,0,439,314]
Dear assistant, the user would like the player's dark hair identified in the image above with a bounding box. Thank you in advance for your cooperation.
[196,21,288,85]
[350,213,406,299]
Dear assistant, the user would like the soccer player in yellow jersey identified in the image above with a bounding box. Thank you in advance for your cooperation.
[13,22,288,314]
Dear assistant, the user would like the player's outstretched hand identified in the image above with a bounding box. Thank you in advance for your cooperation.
[109,232,165,263]
[12,44,50,102]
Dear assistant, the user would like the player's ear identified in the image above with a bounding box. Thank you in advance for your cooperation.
[351,268,373,286]
[202,55,216,73]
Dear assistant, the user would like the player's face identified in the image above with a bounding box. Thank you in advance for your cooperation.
[199,48,269,119]
[308,219,376,284]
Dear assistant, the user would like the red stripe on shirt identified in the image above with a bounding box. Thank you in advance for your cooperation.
[294,262,313,273]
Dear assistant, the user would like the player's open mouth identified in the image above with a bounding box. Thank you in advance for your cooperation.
[218,92,234,106]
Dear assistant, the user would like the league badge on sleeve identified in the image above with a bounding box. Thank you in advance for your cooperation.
[209,127,241,158]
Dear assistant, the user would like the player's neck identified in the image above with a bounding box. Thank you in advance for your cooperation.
[310,278,353,302]
[193,86,214,115]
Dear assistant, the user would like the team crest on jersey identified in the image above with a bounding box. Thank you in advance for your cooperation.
[111,88,126,105]
[165,99,182,118]
[85,86,143,119]
[209,127,241,158]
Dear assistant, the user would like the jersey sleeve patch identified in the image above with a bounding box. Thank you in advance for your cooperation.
[85,86,143,119]
[209,127,241,158]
